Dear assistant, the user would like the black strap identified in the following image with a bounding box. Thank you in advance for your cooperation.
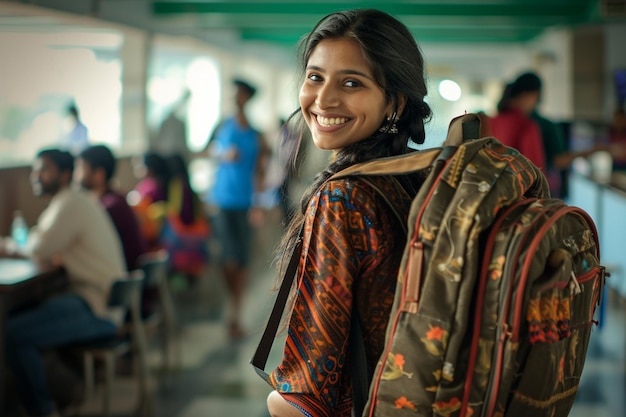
[350,311,369,417]
[462,114,481,141]
[250,235,302,381]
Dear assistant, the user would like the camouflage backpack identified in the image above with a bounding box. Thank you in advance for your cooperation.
[341,114,606,417]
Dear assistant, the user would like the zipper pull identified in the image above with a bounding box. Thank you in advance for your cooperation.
[402,241,423,313]
[569,271,582,296]
[597,266,607,307]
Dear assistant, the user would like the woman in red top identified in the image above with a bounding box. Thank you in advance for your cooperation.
[265,9,432,417]
[487,75,547,172]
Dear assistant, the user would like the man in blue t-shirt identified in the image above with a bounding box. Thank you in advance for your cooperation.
[205,79,270,339]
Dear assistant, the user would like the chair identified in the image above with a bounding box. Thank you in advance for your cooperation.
[73,270,153,417]
[137,249,180,377]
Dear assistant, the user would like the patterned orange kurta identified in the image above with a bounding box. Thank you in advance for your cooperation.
[269,175,414,417]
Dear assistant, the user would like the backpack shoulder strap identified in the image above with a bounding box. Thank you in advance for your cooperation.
[333,112,482,180]
[444,113,481,145]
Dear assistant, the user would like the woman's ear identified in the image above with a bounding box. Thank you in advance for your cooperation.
[396,94,407,118]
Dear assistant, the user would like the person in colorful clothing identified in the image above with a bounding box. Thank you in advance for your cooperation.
[264,9,432,417]
[127,152,170,250]
[160,153,210,281]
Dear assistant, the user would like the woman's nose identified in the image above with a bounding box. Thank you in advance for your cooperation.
[315,84,340,109]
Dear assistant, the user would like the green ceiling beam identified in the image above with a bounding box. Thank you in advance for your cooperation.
[152,0,600,45]
[193,13,582,29]
[239,25,545,45]
[237,25,545,37]
[153,1,592,19]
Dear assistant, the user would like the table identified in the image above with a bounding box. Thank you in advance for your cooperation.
[0,258,67,414]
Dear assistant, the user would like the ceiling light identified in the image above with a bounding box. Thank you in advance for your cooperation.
[438,79,462,102]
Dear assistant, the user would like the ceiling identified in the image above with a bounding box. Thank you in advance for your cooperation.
[1,0,622,51]
[151,0,607,44]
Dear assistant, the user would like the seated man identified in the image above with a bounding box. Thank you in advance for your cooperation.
[76,144,147,270]
[0,148,126,417]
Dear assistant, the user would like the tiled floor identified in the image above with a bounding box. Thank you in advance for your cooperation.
[7,207,625,417]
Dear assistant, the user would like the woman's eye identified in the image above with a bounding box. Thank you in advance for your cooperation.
[344,80,361,88]
[307,73,322,82]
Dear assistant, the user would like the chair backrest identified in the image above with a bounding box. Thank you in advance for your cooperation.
[137,249,169,288]
[108,269,145,308]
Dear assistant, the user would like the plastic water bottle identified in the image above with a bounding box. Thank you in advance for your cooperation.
[11,210,29,249]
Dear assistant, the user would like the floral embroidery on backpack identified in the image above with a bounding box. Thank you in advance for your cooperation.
[420,325,448,356]
[381,352,413,381]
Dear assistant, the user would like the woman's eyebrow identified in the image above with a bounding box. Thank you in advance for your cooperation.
[306,65,373,80]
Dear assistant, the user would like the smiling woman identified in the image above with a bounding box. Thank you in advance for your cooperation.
[255,8,432,417]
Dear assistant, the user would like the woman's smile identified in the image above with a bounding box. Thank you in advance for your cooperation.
[313,113,352,132]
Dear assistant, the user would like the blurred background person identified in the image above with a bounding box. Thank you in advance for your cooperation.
[127,152,170,250]
[61,104,89,156]
[160,153,211,285]
[486,74,547,171]
[154,90,192,164]
[75,144,147,271]
[203,78,270,339]
[508,71,621,196]
[0,148,126,417]
[503,71,569,197]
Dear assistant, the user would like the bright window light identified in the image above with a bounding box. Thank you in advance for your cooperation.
[438,79,462,102]
[186,57,220,152]
[147,77,184,105]
[0,31,123,164]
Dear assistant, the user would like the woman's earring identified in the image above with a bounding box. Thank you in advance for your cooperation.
[379,112,399,134]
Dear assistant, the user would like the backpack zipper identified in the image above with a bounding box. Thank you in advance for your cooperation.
[484,202,561,416]
[486,205,599,416]
[461,198,534,416]
[366,158,450,417]
[511,207,599,342]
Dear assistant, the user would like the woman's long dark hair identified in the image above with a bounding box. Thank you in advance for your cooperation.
[497,72,542,113]
[277,9,432,277]
[166,154,197,225]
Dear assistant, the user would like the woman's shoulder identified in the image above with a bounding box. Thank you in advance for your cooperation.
[320,175,382,198]
[317,174,413,215]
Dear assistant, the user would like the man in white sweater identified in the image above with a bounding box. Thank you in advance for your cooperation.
[2,149,126,417]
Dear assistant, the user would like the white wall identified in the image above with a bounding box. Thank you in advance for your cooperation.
[119,27,150,154]
[529,28,574,121]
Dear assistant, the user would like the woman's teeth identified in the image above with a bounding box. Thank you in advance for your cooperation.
[317,115,348,126]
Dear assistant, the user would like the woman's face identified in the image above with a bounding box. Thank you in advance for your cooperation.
[299,38,392,151]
